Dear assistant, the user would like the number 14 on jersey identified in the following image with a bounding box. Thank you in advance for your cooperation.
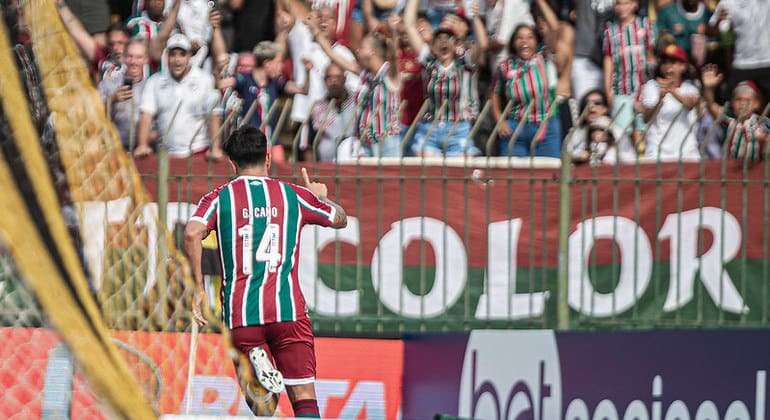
[238,223,282,275]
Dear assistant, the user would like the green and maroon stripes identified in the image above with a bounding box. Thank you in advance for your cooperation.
[497,55,557,124]
[203,176,332,328]
[356,64,401,145]
[126,13,160,42]
[727,116,766,161]
[603,17,655,97]
[244,179,268,326]
[424,57,477,122]
[262,178,284,323]
[278,183,300,322]
[216,183,235,328]
[227,179,249,327]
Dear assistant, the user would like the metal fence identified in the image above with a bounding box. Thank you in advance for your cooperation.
[131,97,770,336]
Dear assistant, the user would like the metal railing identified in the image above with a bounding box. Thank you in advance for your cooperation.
[130,97,770,336]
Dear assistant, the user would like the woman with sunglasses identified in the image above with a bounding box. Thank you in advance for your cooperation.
[568,89,635,164]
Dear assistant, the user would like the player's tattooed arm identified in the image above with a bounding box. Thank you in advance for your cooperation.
[324,198,348,229]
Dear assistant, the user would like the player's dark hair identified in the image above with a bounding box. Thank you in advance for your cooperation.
[223,127,268,168]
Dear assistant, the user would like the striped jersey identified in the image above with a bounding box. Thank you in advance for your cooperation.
[418,46,479,122]
[355,63,401,145]
[494,52,558,123]
[126,12,161,42]
[724,114,769,161]
[191,176,337,328]
[602,16,656,96]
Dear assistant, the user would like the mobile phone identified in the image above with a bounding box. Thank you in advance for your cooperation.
[122,78,134,88]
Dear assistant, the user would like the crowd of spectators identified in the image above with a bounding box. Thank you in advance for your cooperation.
[50,0,770,164]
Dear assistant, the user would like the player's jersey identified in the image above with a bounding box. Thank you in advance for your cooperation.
[191,176,336,328]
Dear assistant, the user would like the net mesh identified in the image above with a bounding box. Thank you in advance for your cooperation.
[0,0,264,417]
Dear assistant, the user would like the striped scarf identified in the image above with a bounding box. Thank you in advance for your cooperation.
[726,115,768,161]
[126,12,161,42]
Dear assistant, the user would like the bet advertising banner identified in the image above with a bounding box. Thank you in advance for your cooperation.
[403,329,770,420]
[131,158,769,332]
[0,328,402,419]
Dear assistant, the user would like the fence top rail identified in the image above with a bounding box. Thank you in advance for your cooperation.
[336,156,561,168]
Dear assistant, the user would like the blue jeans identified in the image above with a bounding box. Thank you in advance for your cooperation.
[413,120,480,157]
[361,135,403,158]
[400,124,416,157]
[498,118,562,158]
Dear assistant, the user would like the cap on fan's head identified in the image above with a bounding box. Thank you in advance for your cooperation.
[661,44,688,63]
[166,33,192,52]
[434,26,457,39]
[734,80,762,99]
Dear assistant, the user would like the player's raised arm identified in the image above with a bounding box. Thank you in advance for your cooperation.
[299,167,347,229]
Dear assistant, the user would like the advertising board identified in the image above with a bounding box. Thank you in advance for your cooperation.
[403,330,770,420]
[0,328,402,419]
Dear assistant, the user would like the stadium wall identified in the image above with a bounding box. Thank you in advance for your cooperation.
[132,156,770,333]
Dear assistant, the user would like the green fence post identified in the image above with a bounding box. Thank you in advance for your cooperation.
[557,129,571,330]
[156,145,169,327]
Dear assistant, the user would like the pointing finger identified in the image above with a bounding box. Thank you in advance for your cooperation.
[301,167,311,186]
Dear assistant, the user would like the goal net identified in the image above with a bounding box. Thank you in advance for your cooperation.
[0,1,260,418]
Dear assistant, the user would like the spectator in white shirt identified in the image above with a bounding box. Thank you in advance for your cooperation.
[282,0,360,126]
[134,34,223,159]
[709,0,770,103]
[639,45,701,161]
[309,63,358,161]
[98,39,151,150]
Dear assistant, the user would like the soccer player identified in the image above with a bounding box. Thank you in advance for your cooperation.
[184,127,347,418]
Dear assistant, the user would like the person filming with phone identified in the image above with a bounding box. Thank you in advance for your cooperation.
[98,38,153,151]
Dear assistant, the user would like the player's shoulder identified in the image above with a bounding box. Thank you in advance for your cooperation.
[275,179,305,193]
[278,180,320,201]
[200,181,232,200]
